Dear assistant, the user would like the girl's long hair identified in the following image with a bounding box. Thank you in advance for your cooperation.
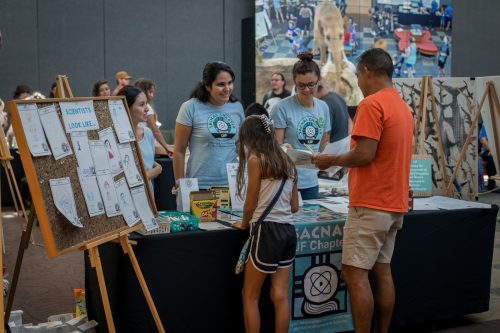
[236,115,296,197]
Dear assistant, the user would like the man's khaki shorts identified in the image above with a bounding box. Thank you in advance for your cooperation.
[342,206,404,270]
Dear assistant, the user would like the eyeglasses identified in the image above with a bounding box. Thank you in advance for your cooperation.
[296,80,319,90]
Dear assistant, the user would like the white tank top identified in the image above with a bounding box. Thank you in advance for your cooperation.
[250,177,295,225]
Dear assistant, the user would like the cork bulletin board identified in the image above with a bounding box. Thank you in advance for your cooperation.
[7,96,157,258]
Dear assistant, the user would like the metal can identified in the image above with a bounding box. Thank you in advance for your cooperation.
[408,188,414,212]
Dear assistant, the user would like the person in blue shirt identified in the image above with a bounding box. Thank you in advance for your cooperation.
[437,36,450,77]
[118,86,163,194]
[173,62,244,189]
[445,5,452,31]
[271,52,331,200]
[479,124,497,191]
[430,0,438,15]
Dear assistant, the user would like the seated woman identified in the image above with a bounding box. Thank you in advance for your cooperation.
[118,86,162,194]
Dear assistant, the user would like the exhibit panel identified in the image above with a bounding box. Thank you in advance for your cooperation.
[394,77,477,200]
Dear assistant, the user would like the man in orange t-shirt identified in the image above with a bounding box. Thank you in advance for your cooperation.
[313,48,413,333]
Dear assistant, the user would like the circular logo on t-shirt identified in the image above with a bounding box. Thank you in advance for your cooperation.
[207,113,237,140]
[297,116,322,144]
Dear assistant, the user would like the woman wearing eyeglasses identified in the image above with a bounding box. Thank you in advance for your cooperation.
[173,62,244,189]
[270,52,331,200]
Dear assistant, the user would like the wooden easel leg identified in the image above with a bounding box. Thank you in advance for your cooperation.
[4,207,35,324]
[88,246,116,333]
[119,236,166,333]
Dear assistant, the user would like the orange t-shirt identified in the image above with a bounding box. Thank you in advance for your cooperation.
[348,88,413,212]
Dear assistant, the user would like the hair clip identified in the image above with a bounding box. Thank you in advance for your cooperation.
[258,115,273,134]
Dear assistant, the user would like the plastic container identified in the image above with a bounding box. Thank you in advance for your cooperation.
[159,211,199,233]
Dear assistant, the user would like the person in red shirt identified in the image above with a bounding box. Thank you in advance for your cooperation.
[313,48,413,333]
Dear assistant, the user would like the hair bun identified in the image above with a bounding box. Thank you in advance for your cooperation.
[297,52,314,62]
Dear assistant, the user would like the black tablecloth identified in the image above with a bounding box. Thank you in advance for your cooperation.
[397,12,440,27]
[153,157,176,211]
[85,205,499,333]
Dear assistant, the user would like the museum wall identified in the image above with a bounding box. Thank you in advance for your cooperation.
[451,0,500,77]
[0,0,254,131]
[0,0,498,130]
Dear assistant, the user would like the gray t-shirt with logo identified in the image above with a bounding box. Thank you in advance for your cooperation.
[176,98,244,188]
[271,95,331,189]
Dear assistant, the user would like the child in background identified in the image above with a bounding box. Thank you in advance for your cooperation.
[244,102,269,118]
[233,115,299,333]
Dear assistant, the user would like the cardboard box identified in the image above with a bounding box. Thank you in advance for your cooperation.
[190,191,217,222]
[209,186,231,209]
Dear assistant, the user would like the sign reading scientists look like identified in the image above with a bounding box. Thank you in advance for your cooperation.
[60,100,99,133]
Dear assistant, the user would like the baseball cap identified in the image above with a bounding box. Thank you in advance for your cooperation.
[115,71,132,80]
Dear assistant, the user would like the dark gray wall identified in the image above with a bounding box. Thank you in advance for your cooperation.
[1,0,499,130]
[452,0,500,77]
[0,0,254,131]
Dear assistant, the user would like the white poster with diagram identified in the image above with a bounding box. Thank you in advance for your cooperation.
[71,132,95,176]
[17,103,51,157]
[98,127,123,176]
[38,104,73,160]
[49,177,83,228]
[89,140,111,173]
[115,177,140,226]
[108,99,136,143]
[131,186,158,231]
[96,170,121,217]
[77,168,104,217]
[118,143,144,187]
[59,100,99,133]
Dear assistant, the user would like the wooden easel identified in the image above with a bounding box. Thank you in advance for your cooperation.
[443,81,493,196]
[0,130,34,244]
[413,76,449,190]
[485,83,500,185]
[54,75,74,99]
[5,81,165,332]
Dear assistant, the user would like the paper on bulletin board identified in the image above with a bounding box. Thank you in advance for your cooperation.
[96,170,121,217]
[226,163,246,211]
[17,103,51,157]
[89,140,111,173]
[71,131,95,176]
[38,104,73,160]
[409,154,432,196]
[59,100,99,133]
[115,177,140,227]
[108,99,136,143]
[118,143,144,187]
[49,177,83,228]
[131,185,158,231]
[98,127,123,176]
[77,168,105,217]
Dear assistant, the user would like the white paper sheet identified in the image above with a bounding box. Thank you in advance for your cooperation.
[77,168,104,217]
[71,132,95,176]
[177,178,199,213]
[96,170,121,217]
[115,177,140,227]
[49,177,82,227]
[17,103,51,157]
[198,222,231,231]
[59,100,99,132]
[226,163,245,211]
[98,127,123,176]
[89,140,111,173]
[414,196,491,210]
[38,104,73,160]
[118,143,144,187]
[131,186,158,231]
[108,99,136,143]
